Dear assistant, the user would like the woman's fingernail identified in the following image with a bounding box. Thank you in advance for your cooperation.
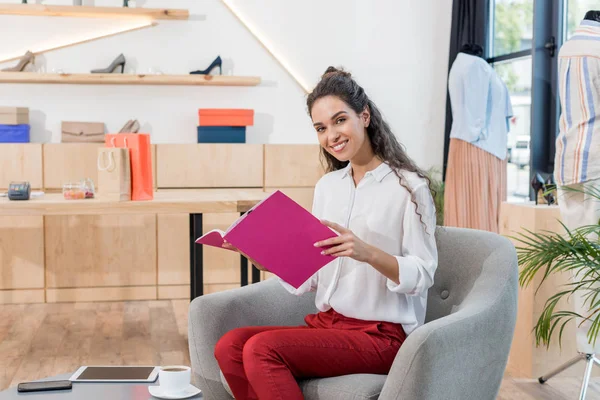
[321,251,325,255]
[314,242,318,247]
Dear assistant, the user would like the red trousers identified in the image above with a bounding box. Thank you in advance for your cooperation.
[214,309,406,400]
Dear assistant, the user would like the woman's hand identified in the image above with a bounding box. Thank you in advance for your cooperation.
[314,220,374,263]
[222,241,269,271]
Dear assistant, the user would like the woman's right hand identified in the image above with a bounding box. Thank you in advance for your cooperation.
[222,241,269,272]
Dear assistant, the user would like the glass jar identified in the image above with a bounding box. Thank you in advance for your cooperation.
[63,182,85,200]
[81,178,95,199]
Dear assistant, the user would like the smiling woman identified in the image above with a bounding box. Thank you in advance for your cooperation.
[214,66,438,400]
[307,67,434,211]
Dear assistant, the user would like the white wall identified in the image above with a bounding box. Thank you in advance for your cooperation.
[0,0,452,169]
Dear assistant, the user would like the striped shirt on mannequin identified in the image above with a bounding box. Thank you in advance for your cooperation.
[555,20,600,186]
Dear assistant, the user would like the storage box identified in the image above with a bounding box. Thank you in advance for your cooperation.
[198,109,254,127]
[197,126,246,143]
[0,107,29,125]
[0,124,30,143]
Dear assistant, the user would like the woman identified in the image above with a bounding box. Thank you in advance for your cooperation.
[215,67,438,400]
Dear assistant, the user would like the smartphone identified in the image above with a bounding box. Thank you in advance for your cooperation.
[17,380,72,393]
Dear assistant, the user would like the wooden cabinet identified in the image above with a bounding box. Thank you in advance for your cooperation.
[43,144,104,190]
[202,213,242,285]
[156,144,264,188]
[157,214,189,286]
[0,216,44,290]
[265,187,315,212]
[0,144,322,303]
[264,144,323,187]
[45,215,156,288]
[0,144,43,190]
[501,202,599,379]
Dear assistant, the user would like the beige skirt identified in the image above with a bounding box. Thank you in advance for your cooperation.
[443,138,507,233]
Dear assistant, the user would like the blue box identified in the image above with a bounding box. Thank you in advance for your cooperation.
[197,126,246,143]
[0,124,30,143]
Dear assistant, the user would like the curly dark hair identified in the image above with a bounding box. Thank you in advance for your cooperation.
[306,66,435,230]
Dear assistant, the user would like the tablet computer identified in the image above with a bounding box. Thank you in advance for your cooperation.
[69,366,159,383]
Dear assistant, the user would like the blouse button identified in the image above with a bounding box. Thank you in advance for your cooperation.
[441,290,449,300]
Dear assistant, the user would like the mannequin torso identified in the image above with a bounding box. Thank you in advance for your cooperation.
[584,10,600,22]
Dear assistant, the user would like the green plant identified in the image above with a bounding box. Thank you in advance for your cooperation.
[427,167,445,226]
[514,186,600,348]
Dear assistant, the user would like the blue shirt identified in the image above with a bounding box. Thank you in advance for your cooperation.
[448,53,513,160]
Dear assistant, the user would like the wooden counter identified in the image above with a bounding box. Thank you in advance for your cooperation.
[501,201,600,379]
[0,143,323,304]
[0,189,267,304]
[0,189,266,216]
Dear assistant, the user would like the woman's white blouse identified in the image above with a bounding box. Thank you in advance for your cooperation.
[279,162,438,335]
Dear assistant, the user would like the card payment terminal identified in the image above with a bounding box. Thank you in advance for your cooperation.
[8,181,31,200]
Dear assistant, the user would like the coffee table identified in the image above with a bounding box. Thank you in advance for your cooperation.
[0,374,203,399]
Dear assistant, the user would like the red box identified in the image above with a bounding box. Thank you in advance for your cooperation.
[198,109,254,127]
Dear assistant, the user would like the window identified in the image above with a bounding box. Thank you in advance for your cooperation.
[489,0,534,201]
[566,0,597,39]
[492,0,534,56]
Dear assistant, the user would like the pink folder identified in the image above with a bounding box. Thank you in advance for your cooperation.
[195,190,338,288]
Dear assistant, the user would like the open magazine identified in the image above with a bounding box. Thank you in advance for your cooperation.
[195,190,338,288]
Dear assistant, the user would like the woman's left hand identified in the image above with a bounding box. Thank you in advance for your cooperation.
[314,220,373,263]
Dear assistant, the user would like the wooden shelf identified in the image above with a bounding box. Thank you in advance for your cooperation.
[0,72,261,87]
[0,4,189,20]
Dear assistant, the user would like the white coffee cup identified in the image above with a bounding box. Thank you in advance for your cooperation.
[159,366,191,394]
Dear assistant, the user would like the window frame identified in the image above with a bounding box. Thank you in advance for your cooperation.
[486,0,565,200]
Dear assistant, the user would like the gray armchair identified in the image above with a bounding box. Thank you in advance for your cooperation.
[188,227,518,400]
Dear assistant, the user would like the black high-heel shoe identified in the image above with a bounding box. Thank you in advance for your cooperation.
[91,54,126,74]
[531,172,557,205]
[544,174,557,205]
[190,56,222,75]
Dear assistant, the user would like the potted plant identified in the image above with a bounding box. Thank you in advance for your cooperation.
[427,167,445,226]
[515,186,600,348]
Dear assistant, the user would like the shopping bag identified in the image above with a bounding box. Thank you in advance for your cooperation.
[105,133,153,201]
[97,147,131,201]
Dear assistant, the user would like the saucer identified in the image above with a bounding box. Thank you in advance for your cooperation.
[148,384,201,399]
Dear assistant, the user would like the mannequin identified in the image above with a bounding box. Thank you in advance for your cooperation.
[540,10,600,395]
[444,44,512,233]
[584,10,600,22]
[459,43,484,57]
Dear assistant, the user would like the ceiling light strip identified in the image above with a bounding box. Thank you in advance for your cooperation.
[221,0,311,93]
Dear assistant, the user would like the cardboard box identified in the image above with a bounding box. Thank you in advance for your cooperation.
[0,125,30,143]
[197,126,246,143]
[0,107,29,125]
[198,109,254,127]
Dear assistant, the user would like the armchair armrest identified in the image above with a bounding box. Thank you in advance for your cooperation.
[379,249,518,400]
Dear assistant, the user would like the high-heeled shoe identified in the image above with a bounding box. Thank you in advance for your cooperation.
[190,56,222,75]
[544,174,557,205]
[91,54,126,74]
[118,119,140,133]
[128,120,140,133]
[118,120,133,133]
[2,51,34,72]
[531,172,557,205]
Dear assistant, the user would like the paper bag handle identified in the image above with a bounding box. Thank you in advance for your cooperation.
[110,136,128,148]
[97,151,116,172]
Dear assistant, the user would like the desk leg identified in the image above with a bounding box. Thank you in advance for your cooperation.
[252,264,261,283]
[190,213,203,300]
[240,254,248,286]
[239,212,261,286]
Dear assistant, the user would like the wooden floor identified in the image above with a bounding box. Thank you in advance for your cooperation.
[1,301,600,399]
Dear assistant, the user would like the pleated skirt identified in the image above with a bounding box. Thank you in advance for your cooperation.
[443,138,507,233]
